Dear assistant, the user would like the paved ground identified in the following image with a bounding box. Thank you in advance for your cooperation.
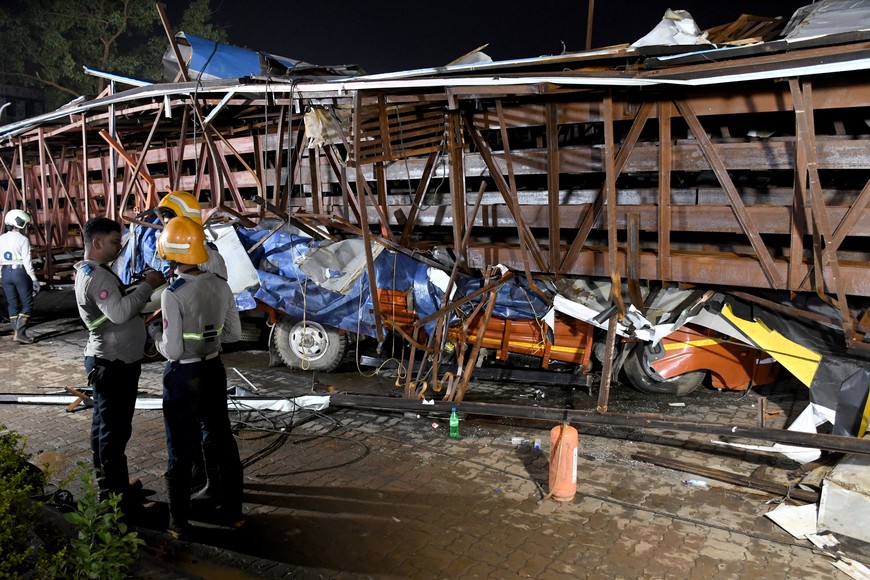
[1,289,867,578]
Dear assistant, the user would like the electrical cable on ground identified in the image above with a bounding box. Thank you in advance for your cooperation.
[227,397,371,474]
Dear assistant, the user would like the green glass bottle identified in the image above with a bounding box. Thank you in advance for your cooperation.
[449,408,459,439]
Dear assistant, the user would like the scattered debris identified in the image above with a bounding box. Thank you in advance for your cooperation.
[682,479,709,489]
[632,452,820,502]
[819,443,870,544]
[765,503,819,539]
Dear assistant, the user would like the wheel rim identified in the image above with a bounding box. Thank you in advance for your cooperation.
[288,321,329,361]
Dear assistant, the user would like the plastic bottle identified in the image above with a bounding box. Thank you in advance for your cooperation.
[548,423,578,502]
[449,408,459,439]
[683,479,709,489]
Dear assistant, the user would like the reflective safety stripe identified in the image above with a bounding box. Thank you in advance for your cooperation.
[662,338,722,350]
[163,241,191,252]
[182,325,223,341]
[86,314,108,330]
[465,335,584,356]
[179,351,220,364]
[170,195,201,221]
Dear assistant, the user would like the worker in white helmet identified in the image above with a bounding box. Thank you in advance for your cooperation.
[0,209,40,343]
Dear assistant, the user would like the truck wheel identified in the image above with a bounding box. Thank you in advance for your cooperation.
[272,317,347,372]
[623,347,705,396]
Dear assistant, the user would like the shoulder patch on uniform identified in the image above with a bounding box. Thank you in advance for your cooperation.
[82,263,94,275]
[98,288,109,300]
[168,278,186,292]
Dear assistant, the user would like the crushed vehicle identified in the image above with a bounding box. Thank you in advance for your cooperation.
[116,217,782,397]
[2,2,869,459]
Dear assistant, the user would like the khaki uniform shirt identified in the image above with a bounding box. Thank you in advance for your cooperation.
[154,270,241,362]
[74,260,152,363]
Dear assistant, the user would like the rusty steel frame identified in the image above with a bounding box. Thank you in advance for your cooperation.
[1,45,870,358]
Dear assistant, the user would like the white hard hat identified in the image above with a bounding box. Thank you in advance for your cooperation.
[4,209,31,228]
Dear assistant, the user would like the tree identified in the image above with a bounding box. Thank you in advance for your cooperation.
[0,0,227,109]
[178,0,229,44]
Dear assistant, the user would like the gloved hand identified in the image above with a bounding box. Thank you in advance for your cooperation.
[147,318,163,340]
[31,280,40,298]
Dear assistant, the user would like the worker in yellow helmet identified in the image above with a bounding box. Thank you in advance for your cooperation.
[155,191,228,508]
[156,191,227,279]
[156,190,204,224]
[149,216,243,538]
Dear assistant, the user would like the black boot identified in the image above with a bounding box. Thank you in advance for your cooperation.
[8,315,18,340]
[164,475,191,540]
[190,466,220,512]
[190,443,207,494]
[13,314,34,344]
[190,465,244,527]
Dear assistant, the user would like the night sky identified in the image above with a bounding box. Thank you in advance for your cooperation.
[207,1,813,74]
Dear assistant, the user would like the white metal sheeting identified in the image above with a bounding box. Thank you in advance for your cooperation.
[6,47,870,140]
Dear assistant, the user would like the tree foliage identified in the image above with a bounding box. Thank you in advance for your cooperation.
[0,0,227,109]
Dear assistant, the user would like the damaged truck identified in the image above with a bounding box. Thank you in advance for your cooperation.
[117,216,782,397]
[3,11,870,436]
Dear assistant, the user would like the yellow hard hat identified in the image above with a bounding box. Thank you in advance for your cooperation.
[157,216,208,265]
[157,190,202,225]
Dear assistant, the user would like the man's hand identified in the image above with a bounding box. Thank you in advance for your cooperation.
[147,318,163,340]
[144,270,165,289]
[31,279,40,297]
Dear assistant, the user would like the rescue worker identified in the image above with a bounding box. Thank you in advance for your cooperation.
[155,190,227,278]
[0,209,40,343]
[74,217,165,516]
[154,189,227,496]
[149,216,243,538]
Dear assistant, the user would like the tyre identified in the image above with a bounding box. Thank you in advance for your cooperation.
[272,317,347,371]
[623,346,705,396]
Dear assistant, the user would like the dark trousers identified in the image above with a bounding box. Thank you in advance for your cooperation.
[1,266,32,317]
[162,357,242,523]
[85,356,140,498]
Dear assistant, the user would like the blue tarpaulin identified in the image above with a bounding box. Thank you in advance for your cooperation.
[114,219,172,283]
[233,228,548,338]
[162,33,362,82]
[184,34,264,79]
[116,223,549,340]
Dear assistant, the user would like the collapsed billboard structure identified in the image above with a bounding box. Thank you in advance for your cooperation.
[2,5,870,439]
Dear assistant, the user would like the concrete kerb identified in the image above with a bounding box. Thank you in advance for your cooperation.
[134,528,312,579]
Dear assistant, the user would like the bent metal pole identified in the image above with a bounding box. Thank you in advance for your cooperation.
[328,394,870,456]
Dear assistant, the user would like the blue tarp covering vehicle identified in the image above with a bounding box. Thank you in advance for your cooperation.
[117,221,548,370]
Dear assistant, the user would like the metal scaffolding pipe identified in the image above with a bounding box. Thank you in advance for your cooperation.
[328,394,870,456]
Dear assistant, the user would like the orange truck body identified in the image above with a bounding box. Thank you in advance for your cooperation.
[647,326,780,390]
[377,289,779,390]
